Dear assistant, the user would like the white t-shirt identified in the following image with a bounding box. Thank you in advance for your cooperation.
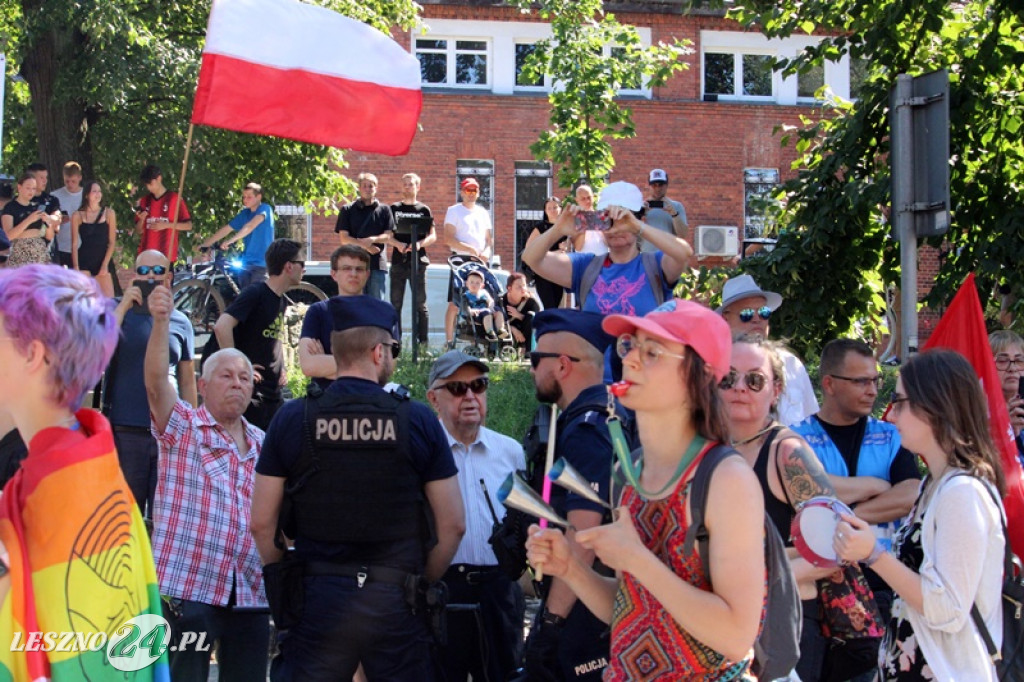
[444,203,492,259]
[51,187,83,252]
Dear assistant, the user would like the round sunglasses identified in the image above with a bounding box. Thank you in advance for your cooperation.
[136,265,168,276]
[718,369,770,392]
[737,306,772,323]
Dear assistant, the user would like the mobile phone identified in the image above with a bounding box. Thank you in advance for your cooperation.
[134,279,159,314]
[647,200,664,209]
[1018,375,1024,399]
[133,204,147,214]
[574,210,612,232]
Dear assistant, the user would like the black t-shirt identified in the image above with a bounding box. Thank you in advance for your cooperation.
[816,415,920,482]
[204,283,285,398]
[390,201,432,265]
[31,191,60,215]
[0,429,27,489]
[334,199,396,270]
[1,201,44,237]
[536,219,567,252]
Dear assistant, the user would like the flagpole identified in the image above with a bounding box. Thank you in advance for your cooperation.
[171,123,195,226]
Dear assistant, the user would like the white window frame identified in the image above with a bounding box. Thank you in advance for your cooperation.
[414,36,492,90]
[701,30,852,105]
[414,19,652,98]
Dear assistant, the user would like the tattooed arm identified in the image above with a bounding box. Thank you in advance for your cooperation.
[772,432,841,593]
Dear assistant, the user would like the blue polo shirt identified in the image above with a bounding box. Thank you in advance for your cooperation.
[230,202,275,268]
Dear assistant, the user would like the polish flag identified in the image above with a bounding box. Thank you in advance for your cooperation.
[192,0,422,156]
[922,273,1024,557]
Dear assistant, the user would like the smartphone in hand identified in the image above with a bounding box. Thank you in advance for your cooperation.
[1018,375,1024,399]
[574,210,612,232]
[134,279,159,315]
[647,200,664,209]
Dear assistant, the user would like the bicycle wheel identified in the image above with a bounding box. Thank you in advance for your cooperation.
[172,279,226,337]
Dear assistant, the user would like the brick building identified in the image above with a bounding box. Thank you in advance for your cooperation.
[304,0,867,275]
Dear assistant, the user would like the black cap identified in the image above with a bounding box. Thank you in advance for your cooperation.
[328,295,399,339]
[534,309,614,354]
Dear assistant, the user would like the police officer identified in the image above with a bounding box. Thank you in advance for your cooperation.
[251,296,465,682]
[523,309,634,682]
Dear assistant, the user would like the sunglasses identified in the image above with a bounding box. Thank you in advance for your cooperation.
[434,376,489,396]
[529,351,581,369]
[381,340,401,359]
[737,306,772,323]
[289,260,306,268]
[615,334,686,366]
[462,188,479,194]
[718,369,770,392]
[135,265,167,276]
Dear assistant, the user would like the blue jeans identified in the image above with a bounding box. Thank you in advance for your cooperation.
[364,268,387,301]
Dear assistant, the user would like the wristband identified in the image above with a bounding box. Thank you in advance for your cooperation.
[862,540,886,567]
[540,608,567,628]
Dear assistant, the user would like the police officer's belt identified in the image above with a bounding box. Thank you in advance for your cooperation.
[304,561,411,587]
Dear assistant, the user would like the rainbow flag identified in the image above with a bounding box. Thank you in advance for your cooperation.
[0,409,170,681]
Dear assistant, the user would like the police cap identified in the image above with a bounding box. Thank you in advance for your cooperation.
[428,350,489,388]
[329,295,400,338]
[533,309,614,354]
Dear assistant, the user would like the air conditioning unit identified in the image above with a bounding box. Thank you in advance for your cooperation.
[696,225,739,258]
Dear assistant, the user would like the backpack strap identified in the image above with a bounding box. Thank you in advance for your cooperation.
[577,254,603,308]
[640,251,666,305]
[682,443,741,587]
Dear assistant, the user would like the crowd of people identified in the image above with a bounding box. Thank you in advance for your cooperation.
[0,161,1019,682]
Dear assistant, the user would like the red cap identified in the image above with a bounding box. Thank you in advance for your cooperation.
[602,299,732,381]
[460,178,480,190]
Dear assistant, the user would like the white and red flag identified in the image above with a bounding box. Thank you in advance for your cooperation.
[922,272,1024,558]
[192,0,422,156]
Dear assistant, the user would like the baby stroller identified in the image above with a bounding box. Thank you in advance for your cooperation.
[449,254,518,362]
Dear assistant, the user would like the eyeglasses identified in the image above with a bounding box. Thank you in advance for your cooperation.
[433,377,489,396]
[336,265,369,274]
[135,265,167,276]
[616,334,686,366]
[379,340,401,359]
[718,369,770,393]
[289,260,306,268]
[830,374,883,389]
[529,351,581,370]
[737,306,772,323]
[890,392,910,409]
[995,355,1024,371]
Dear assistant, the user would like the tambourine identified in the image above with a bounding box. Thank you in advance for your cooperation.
[790,496,854,568]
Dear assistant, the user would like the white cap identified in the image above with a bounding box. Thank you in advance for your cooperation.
[649,169,669,183]
[596,182,644,212]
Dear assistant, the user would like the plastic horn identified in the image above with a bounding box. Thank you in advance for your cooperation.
[497,472,570,581]
[548,458,612,510]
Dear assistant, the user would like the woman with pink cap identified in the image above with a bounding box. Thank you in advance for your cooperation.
[526,299,766,680]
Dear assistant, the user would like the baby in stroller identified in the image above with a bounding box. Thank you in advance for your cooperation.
[464,270,511,341]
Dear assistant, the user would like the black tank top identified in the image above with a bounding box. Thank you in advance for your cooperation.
[752,426,796,546]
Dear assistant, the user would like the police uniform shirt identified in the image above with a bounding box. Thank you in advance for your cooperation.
[550,384,617,517]
[257,377,456,567]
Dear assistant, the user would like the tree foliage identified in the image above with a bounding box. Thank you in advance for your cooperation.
[723,0,1024,354]
[1,0,421,255]
[508,0,690,191]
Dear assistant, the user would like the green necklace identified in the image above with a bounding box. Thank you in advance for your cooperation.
[608,416,707,499]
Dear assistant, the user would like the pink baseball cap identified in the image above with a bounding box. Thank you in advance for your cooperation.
[602,299,733,381]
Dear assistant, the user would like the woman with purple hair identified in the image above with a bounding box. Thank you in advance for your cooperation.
[0,265,168,679]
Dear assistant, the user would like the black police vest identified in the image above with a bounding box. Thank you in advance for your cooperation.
[288,390,422,545]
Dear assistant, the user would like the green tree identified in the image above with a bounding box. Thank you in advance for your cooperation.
[1,0,421,252]
[721,0,1024,354]
[508,0,690,191]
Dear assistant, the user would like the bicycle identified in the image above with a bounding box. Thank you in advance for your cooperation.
[172,246,328,365]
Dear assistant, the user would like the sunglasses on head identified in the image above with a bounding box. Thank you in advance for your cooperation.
[136,265,167,276]
[434,376,489,396]
[738,306,772,323]
[718,369,770,392]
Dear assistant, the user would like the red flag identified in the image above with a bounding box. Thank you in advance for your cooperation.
[923,272,1024,557]
[192,0,423,156]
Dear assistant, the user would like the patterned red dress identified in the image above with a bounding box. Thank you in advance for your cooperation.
[605,451,757,681]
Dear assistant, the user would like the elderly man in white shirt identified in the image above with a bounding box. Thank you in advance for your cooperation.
[426,350,525,682]
[718,274,819,426]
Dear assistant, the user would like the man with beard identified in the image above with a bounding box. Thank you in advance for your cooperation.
[427,350,525,682]
[251,297,464,681]
[523,309,631,682]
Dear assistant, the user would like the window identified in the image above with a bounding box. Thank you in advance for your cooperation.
[415,38,489,87]
[704,51,774,99]
[610,47,644,92]
[514,162,552,270]
[274,205,312,252]
[515,43,545,88]
[456,159,494,212]
[797,63,825,100]
[743,168,780,239]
